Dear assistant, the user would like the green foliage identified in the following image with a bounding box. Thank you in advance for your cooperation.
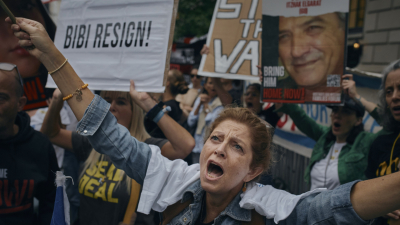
[174,0,217,39]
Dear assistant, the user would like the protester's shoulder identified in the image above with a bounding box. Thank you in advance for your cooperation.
[145,137,168,149]
[370,130,397,148]
[357,128,391,141]
[165,99,180,109]
[30,129,54,148]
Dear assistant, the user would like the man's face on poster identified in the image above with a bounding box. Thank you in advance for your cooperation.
[278,13,345,88]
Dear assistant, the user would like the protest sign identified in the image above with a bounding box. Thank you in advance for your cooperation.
[46,0,178,93]
[261,0,349,103]
[22,76,48,110]
[198,0,262,81]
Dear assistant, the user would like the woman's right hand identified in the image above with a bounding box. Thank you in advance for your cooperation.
[199,93,210,105]
[383,210,400,220]
[5,17,56,61]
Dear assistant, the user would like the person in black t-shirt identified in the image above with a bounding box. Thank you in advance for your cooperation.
[366,59,400,224]
[145,69,189,139]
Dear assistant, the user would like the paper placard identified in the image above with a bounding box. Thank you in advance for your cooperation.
[47,0,178,93]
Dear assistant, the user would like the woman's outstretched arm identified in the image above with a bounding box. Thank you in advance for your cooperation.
[351,172,400,220]
[7,17,152,184]
[7,17,94,120]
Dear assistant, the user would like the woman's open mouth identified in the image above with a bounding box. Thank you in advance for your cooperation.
[392,106,400,115]
[333,122,341,131]
[246,102,253,108]
[206,161,224,180]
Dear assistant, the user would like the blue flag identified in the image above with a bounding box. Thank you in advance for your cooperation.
[50,171,72,225]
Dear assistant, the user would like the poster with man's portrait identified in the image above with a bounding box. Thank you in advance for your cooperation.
[261,0,349,103]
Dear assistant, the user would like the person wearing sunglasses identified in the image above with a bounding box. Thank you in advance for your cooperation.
[0,63,59,225]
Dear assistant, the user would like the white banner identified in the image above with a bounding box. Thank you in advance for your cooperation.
[47,0,176,92]
[263,0,349,17]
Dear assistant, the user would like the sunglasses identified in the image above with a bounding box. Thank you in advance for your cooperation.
[0,63,23,88]
[190,74,202,79]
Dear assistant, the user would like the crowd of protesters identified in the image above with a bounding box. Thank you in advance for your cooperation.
[3,1,400,225]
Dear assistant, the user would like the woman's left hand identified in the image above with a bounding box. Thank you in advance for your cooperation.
[5,17,56,61]
[129,80,157,112]
[257,65,262,82]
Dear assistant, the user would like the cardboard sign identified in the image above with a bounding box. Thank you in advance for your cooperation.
[198,0,261,81]
[46,0,178,93]
[261,0,349,103]
[23,76,48,111]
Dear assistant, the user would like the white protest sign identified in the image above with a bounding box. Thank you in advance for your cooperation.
[47,0,177,92]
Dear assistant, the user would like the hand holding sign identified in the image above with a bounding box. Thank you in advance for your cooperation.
[342,74,358,99]
[6,17,55,60]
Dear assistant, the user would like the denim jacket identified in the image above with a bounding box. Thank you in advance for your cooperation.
[166,179,371,225]
[76,95,372,225]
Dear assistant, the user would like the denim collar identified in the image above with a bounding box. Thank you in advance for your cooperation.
[180,180,252,222]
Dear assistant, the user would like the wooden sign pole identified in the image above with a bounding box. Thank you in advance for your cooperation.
[0,0,16,24]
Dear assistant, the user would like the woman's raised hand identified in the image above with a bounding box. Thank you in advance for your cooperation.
[342,74,359,99]
[5,17,55,60]
[129,80,157,112]
[199,93,210,105]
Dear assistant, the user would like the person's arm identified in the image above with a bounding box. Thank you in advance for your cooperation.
[342,74,382,124]
[342,74,378,113]
[40,89,73,150]
[8,17,152,184]
[275,104,328,142]
[211,78,233,106]
[351,172,400,220]
[187,97,201,127]
[193,97,202,116]
[205,104,224,125]
[8,18,94,121]
[129,81,195,160]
